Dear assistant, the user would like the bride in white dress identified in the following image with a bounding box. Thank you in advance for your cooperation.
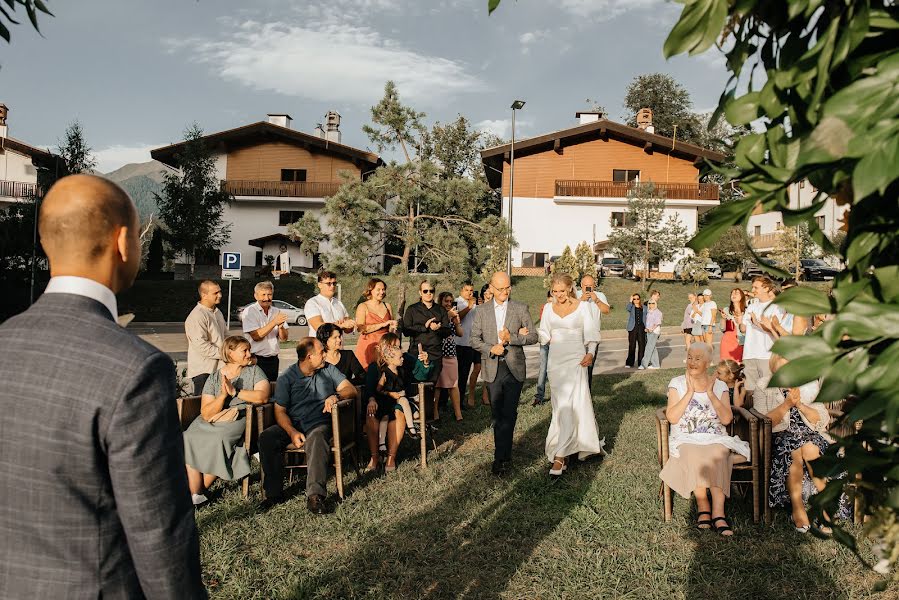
[538,274,606,476]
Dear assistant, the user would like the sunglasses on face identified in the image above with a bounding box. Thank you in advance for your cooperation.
[321,281,337,286]
[421,289,434,294]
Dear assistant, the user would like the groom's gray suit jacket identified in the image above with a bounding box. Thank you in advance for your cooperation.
[0,293,206,599]
[470,299,537,383]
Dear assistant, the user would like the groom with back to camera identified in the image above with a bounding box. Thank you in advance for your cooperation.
[470,272,537,475]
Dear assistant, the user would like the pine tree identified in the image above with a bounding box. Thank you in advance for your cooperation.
[545,245,579,288]
[57,120,97,175]
[146,227,164,274]
[154,124,231,279]
[574,241,597,282]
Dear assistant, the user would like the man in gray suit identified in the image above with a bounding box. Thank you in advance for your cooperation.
[470,271,538,475]
[0,175,206,599]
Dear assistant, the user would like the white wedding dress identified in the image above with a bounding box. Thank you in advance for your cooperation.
[538,301,606,462]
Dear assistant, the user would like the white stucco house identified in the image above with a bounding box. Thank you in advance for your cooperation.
[747,180,848,254]
[0,103,63,210]
[150,112,383,277]
[479,110,726,276]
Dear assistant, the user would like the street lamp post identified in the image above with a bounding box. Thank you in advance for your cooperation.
[507,99,525,276]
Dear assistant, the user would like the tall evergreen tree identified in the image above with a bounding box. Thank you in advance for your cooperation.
[57,120,97,175]
[154,124,231,279]
[623,73,703,143]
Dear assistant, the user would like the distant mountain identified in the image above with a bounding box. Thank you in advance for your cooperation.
[102,161,168,219]
[104,160,169,184]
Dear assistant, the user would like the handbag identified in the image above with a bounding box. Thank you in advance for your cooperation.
[208,406,240,423]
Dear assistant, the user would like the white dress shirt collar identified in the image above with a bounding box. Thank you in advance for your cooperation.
[45,275,118,320]
[493,298,508,333]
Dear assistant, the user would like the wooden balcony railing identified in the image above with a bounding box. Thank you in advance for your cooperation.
[0,180,39,199]
[555,180,719,201]
[221,180,342,198]
[750,232,783,249]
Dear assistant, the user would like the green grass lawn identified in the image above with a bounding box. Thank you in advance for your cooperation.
[195,370,885,599]
[120,274,828,327]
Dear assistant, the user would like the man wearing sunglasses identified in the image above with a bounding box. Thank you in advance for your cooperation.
[304,270,356,337]
[402,280,452,383]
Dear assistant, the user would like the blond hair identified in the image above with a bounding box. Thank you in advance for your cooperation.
[550,273,577,299]
[220,335,251,363]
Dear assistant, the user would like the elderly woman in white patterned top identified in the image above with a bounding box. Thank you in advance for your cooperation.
[659,342,751,536]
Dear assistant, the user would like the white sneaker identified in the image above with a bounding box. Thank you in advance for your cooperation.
[638,366,645,370]
[624,365,633,368]
[648,366,659,370]
[191,493,208,506]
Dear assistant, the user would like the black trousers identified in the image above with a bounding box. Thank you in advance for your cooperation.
[626,328,646,367]
[456,345,476,399]
[258,423,331,499]
[254,355,280,382]
[488,361,524,464]
[191,373,210,396]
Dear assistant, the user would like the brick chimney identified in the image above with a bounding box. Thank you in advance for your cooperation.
[267,113,292,129]
[636,107,654,134]
[0,103,8,139]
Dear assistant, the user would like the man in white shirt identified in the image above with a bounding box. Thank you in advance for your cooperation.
[184,280,227,394]
[577,274,610,393]
[242,280,289,381]
[303,270,355,337]
[700,288,718,346]
[454,282,480,407]
[743,276,785,406]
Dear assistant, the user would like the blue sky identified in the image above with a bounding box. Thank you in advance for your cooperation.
[1,0,729,172]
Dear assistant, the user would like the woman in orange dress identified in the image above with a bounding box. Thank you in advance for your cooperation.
[718,288,746,362]
[354,278,398,369]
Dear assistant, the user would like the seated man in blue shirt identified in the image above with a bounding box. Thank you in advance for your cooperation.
[258,337,357,513]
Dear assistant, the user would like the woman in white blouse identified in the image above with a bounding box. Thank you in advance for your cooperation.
[538,274,605,477]
[659,342,750,536]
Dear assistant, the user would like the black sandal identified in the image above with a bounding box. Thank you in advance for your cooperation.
[712,516,733,537]
[696,511,712,530]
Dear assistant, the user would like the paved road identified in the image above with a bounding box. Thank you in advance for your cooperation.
[133,322,723,380]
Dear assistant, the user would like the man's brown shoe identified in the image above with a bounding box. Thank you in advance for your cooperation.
[307,494,328,514]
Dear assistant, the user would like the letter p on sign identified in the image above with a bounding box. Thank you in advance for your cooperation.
[222,252,241,280]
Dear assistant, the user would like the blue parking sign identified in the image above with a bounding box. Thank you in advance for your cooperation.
[222,252,241,280]
[222,252,241,270]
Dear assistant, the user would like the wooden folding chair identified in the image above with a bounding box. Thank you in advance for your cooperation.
[255,385,362,499]
[655,407,763,523]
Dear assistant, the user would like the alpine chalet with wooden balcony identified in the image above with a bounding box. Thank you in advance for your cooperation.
[151,112,382,275]
[0,103,62,210]
[480,109,725,275]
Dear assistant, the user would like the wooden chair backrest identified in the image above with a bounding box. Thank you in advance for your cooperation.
[177,395,202,431]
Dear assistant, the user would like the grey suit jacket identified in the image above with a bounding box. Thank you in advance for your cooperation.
[470,299,538,383]
[0,294,206,599]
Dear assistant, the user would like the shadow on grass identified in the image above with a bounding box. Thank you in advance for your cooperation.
[684,510,844,600]
[278,376,662,599]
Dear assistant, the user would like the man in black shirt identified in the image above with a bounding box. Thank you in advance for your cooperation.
[402,280,452,383]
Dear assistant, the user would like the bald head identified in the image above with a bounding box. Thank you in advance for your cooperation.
[39,174,141,292]
[489,271,512,304]
[40,174,137,261]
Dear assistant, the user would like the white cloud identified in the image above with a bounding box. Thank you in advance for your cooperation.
[94,144,164,174]
[559,0,663,21]
[475,118,533,141]
[518,29,550,54]
[168,19,485,106]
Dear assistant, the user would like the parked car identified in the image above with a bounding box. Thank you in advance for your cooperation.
[705,261,723,279]
[599,257,627,277]
[799,258,839,281]
[741,258,777,280]
[673,259,722,280]
[231,300,307,326]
